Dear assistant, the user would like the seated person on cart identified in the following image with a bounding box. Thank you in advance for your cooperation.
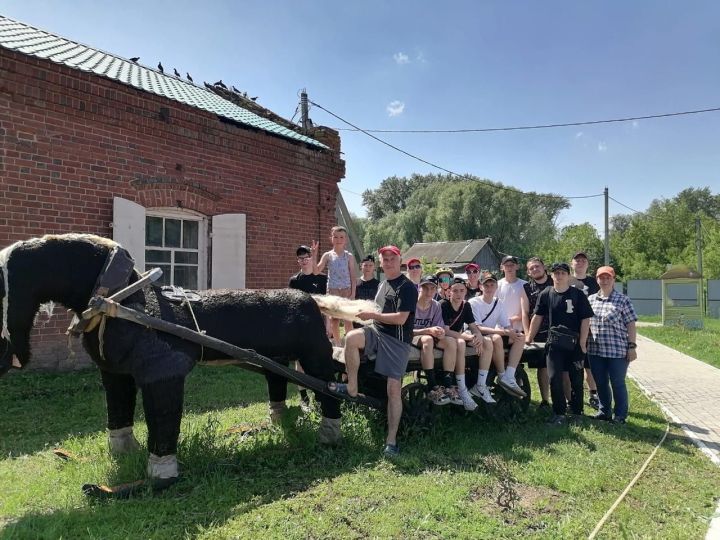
[468,272,527,399]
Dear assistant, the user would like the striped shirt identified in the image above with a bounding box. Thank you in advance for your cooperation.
[588,290,638,358]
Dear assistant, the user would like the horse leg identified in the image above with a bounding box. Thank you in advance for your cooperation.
[140,376,185,484]
[297,344,342,445]
[265,368,289,423]
[100,370,141,454]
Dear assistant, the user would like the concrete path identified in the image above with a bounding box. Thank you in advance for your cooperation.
[629,334,720,539]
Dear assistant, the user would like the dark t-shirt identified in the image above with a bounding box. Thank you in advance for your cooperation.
[534,286,594,333]
[355,277,380,301]
[466,286,481,300]
[440,299,476,332]
[524,277,553,341]
[288,272,327,294]
[374,274,417,343]
[573,275,600,296]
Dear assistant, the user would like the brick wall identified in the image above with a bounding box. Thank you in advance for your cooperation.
[0,48,346,370]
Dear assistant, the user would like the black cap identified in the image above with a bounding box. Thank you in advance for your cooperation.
[572,251,588,260]
[296,245,311,256]
[480,272,498,284]
[501,255,519,265]
[550,262,571,273]
[361,254,375,263]
[419,275,437,286]
[452,277,467,286]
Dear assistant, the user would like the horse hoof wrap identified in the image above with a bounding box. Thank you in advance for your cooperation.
[268,401,288,424]
[108,426,141,454]
[317,416,342,445]
[147,453,178,481]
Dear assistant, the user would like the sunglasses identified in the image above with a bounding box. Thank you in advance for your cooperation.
[467,269,479,274]
[439,276,451,282]
[408,264,421,270]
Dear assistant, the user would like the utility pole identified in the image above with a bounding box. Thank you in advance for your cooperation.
[604,187,610,265]
[696,216,704,315]
[300,89,312,131]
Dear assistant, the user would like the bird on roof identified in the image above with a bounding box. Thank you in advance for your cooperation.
[173,68,181,77]
[214,80,227,89]
[250,96,258,102]
[130,57,140,63]
[186,72,193,83]
[157,62,164,73]
[231,85,241,94]
[243,91,247,98]
[203,82,212,89]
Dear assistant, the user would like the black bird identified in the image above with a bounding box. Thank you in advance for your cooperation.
[250,96,258,101]
[186,72,193,83]
[173,68,180,77]
[232,85,241,93]
[157,62,164,73]
[243,91,247,97]
[130,56,140,63]
[214,79,227,89]
[204,82,212,89]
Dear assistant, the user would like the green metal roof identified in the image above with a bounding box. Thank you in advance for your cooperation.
[0,15,326,149]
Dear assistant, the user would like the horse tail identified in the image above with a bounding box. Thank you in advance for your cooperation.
[311,295,375,325]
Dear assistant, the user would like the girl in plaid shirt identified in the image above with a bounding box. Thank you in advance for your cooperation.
[587,266,638,424]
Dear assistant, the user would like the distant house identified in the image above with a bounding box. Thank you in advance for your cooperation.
[402,239,502,274]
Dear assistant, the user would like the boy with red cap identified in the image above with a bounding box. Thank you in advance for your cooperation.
[465,263,482,300]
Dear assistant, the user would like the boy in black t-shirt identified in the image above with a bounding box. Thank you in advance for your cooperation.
[288,245,327,294]
[526,262,594,425]
[355,255,380,301]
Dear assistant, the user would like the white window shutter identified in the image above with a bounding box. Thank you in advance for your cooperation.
[211,213,246,289]
[112,197,146,271]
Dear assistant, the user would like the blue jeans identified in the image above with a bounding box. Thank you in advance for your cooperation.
[588,354,629,420]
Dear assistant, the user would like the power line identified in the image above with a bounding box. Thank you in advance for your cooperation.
[339,187,365,197]
[333,106,720,134]
[609,196,641,214]
[311,100,604,201]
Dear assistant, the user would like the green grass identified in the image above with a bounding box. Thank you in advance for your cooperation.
[638,316,720,369]
[1,366,719,539]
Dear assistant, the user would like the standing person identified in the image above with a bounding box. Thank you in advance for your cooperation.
[587,266,638,424]
[330,245,417,457]
[355,255,380,301]
[315,226,357,345]
[435,268,454,301]
[526,262,594,426]
[520,257,552,408]
[288,244,327,294]
[497,255,527,333]
[571,251,601,410]
[465,263,482,299]
[405,257,423,290]
[469,273,527,399]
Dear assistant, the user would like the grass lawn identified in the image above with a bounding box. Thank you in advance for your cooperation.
[637,316,720,369]
[1,365,719,539]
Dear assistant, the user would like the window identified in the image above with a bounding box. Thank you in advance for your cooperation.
[145,213,205,289]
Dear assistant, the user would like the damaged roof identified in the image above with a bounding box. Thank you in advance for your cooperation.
[0,15,327,149]
[403,239,496,265]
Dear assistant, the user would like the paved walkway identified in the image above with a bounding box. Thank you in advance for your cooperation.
[629,334,720,539]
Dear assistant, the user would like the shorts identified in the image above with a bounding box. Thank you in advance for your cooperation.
[363,325,411,380]
[328,287,352,299]
[411,334,439,349]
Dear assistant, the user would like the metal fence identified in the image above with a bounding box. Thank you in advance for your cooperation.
[625,279,720,317]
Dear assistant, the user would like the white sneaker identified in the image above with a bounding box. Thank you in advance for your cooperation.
[460,391,478,411]
[470,384,496,404]
[498,374,527,398]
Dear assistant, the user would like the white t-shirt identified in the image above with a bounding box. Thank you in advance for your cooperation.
[469,296,510,330]
[497,277,527,331]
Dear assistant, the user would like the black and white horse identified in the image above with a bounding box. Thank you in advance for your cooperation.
[0,234,345,485]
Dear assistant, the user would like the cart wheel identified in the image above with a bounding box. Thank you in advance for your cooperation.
[400,382,434,437]
[487,365,531,422]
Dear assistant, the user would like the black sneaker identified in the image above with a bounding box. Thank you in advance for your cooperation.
[546,414,566,426]
[611,417,626,425]
[590,412,612,421]
[588,393,600,410]
[383,443,400,457]
[538,400,551,411]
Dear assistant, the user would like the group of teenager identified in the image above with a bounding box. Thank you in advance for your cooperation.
[289,225,639,456]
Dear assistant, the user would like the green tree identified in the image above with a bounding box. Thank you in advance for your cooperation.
[539,222,605,269]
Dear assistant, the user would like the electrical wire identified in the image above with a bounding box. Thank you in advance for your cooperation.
[333,106,720,134]
[609,196,642,214]
[311,100,604,201]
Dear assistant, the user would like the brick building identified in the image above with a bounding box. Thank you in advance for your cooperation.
[0,15,345,369]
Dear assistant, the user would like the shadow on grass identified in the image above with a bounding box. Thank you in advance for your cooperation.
[0,365,275,456]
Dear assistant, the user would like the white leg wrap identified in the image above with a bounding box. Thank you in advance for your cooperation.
[269,401,287,424]
[318,416,342,445]
[108,426,141,454]
[147,453,178,479]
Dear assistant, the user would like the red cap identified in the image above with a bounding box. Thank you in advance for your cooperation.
[596,265,615,278]
[378,245,401,257]
[406,257,421,266]
[465,263,480,271]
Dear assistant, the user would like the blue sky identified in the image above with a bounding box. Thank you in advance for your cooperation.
[4,1,719,233]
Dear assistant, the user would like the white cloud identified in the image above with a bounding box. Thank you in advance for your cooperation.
[416,51,426,63]
[387,100,405,117]
[393,52,409,64]
[597,142,607,152]
[575,131,584,139]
